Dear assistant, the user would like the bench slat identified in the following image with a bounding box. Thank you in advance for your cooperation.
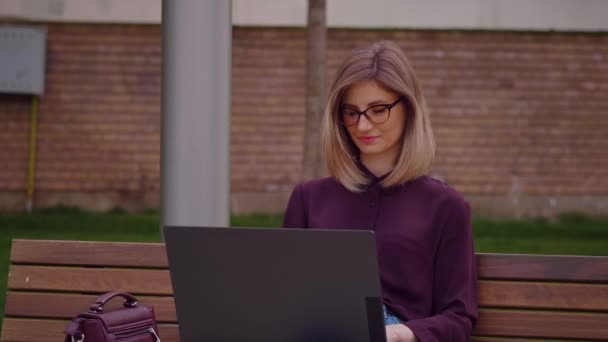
[4,292,177,322]
[6,281,607,324]
[12,240,608,282]
[8,265,172,295]
[5,311,606,341]
[475,309,608,340]
[478,280,608,311]
[0,318,179,342]
[477,254,608,283]
[10,239,168,268]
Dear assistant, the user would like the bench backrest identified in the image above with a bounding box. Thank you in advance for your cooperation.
[2,239,608,341]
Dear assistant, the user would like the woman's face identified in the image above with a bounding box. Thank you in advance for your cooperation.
[341,80,406,164]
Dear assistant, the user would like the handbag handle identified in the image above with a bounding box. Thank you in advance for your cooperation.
[89,291,139,313]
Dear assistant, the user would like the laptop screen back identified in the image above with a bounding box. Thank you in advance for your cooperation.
[164,226,386,342]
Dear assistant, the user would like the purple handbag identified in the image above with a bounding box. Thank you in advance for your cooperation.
[64,291,161,342]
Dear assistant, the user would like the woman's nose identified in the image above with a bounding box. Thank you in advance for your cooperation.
[357,114,373,130]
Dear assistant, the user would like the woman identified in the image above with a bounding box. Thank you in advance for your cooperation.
[283,41,478,342]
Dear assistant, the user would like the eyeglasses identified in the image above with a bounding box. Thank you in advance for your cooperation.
[340,97,404,126]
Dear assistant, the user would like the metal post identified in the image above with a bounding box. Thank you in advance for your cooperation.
[161,0,231,231]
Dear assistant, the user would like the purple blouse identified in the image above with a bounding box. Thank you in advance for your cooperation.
[282,172,478,342]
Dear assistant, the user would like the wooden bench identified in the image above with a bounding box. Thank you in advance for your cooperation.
[1,239,608,341]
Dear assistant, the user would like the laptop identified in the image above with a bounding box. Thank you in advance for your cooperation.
[163,226,387,342]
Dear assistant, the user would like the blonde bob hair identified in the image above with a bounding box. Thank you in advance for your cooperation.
[321,40,435,192]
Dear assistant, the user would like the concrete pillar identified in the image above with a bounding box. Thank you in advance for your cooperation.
[161,0,231,230]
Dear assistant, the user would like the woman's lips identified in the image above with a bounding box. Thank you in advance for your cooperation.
[358,136,378,144]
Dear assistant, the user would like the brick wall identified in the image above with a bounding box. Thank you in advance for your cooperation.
[1,24,607,217]
[0,24,161,211]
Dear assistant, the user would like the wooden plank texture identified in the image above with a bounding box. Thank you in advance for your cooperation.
[4,292,177,322]
[4,239,608,341]
[477,254,608,283]
[5,312,606,341]
[474,309,608,340]
[0,318,179,342]
[10,239,168,268]
[12,240,608,282]
[478,280,608,311]
[7,282,607,323]
[8,265,172,294]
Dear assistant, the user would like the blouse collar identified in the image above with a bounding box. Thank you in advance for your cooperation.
[355,158,391,189]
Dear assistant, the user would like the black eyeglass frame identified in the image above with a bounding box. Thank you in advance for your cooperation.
[339,97,404,126]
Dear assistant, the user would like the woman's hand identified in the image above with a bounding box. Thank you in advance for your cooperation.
[386,324,418,342]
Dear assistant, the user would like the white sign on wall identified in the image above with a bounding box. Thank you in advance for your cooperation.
[0,26,46,96]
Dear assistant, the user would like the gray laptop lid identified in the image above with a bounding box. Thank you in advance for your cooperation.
[164,226,387,342]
